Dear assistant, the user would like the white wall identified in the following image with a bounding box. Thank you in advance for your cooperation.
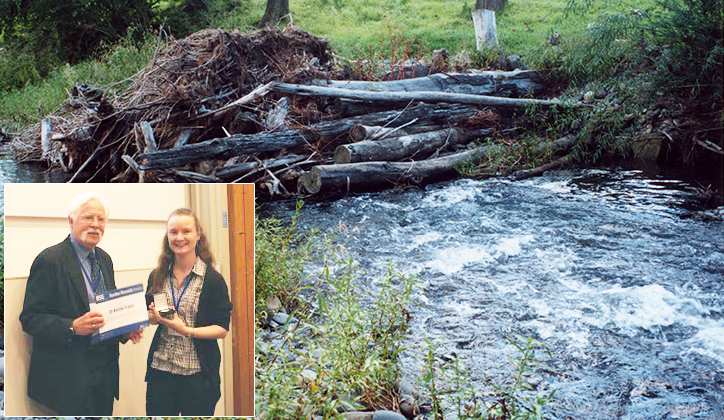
[3,183,234,416]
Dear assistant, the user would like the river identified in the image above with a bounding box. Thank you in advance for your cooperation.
[259,166,724,419]
[0,144,52,189]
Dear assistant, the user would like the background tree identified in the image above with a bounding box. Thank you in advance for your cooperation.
[0,0,154,67]
[472,0,506,49]
[475,0,505,11]
[258,0,289,27]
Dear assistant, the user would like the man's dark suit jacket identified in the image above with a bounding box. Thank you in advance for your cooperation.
[20,235,120,415]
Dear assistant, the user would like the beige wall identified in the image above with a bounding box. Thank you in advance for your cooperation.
[3,183,234,416]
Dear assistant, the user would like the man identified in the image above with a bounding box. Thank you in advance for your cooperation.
[19,192,142,415]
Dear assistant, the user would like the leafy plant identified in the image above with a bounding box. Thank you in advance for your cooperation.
[419,335,556,420]
[420,337,445,420]
[255,201,320,314]
[255,248,418,418]
[483,336,556,420]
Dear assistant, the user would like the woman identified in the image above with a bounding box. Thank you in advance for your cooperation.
[145,208,232,415]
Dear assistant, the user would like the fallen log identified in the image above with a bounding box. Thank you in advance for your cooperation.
[511,153,573,180]
[137,103,479,170]
[349,123,440,142]
[333,98,400,118]
[216,153,306,180]
[334,128,494,164]
[41,119,51,159]
[139,121,157,153]
[270,81,585,109]
[314,70,544,97]
[299,135,576,195]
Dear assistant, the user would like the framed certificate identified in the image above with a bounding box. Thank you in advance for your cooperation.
[90,283,150,341]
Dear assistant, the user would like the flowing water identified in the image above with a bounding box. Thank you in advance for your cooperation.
[0,144,49,189]
[260,168,724,420]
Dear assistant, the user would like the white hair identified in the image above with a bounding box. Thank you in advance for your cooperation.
[67,192,110,220]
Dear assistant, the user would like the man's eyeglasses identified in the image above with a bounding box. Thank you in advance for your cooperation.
[79,214,107,224]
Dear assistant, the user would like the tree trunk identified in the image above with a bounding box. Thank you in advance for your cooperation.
[472,9,498,49]
[335,128,493,164]
[137,103,479,170]
[258,0,290,27]
[475,0,505,11]
[269,81,584,109]
[314,70,546,97]
[299,136,576,195]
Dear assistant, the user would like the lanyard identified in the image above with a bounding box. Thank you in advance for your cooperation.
[170,271,194,312]
[77,252,103,294]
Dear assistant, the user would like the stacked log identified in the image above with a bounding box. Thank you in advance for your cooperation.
[299,136,576,195]
[9,26,584,197]
[135,102,481,170]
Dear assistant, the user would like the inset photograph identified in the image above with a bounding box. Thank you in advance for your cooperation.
[3,183,254,417]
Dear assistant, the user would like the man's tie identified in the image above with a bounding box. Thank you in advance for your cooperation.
[89,251,106,294]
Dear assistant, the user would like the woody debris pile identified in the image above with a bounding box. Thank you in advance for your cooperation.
[11,25,583,199]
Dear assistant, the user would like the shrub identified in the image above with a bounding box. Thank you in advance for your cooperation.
[255,252,417,417]
[550,0,722,106]
[0,0,155,85]
[255,201,320,314]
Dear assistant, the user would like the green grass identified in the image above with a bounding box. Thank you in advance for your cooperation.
[213,0,631,63]
[0,0,679,135]
[0,33,157,131]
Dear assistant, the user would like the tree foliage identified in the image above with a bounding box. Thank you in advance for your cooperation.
[560,0,723,106]
[0,0,155,65]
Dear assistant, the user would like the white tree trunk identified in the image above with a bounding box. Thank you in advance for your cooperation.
[472,9,498,49]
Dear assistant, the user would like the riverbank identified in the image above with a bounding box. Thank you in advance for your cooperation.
[256,167,724,419]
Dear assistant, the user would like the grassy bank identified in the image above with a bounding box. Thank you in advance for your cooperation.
[0,0,612,132]
[207,0,617,63]
[0,34,158,132]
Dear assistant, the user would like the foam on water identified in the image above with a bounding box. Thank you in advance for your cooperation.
[492,235,534,257]
[420,179,479,207]
[601,284,683,331]
[407,231,445,251]
[424,244,492,275]
[687,327,724,364]
[532,179,573,194]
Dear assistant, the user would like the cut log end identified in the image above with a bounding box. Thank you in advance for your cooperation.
[334,145,353,165]
[299,167,323,194]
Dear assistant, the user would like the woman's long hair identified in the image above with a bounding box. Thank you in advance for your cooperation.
[149,208,215,294]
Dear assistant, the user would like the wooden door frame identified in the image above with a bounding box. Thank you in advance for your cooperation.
[226,184,255,416]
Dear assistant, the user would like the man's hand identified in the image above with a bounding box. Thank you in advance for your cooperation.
[129,327,144,344]
[71,310,105,336]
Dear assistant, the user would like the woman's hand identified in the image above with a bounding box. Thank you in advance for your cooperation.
[148,302,160,325]
[150,302,191,336]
